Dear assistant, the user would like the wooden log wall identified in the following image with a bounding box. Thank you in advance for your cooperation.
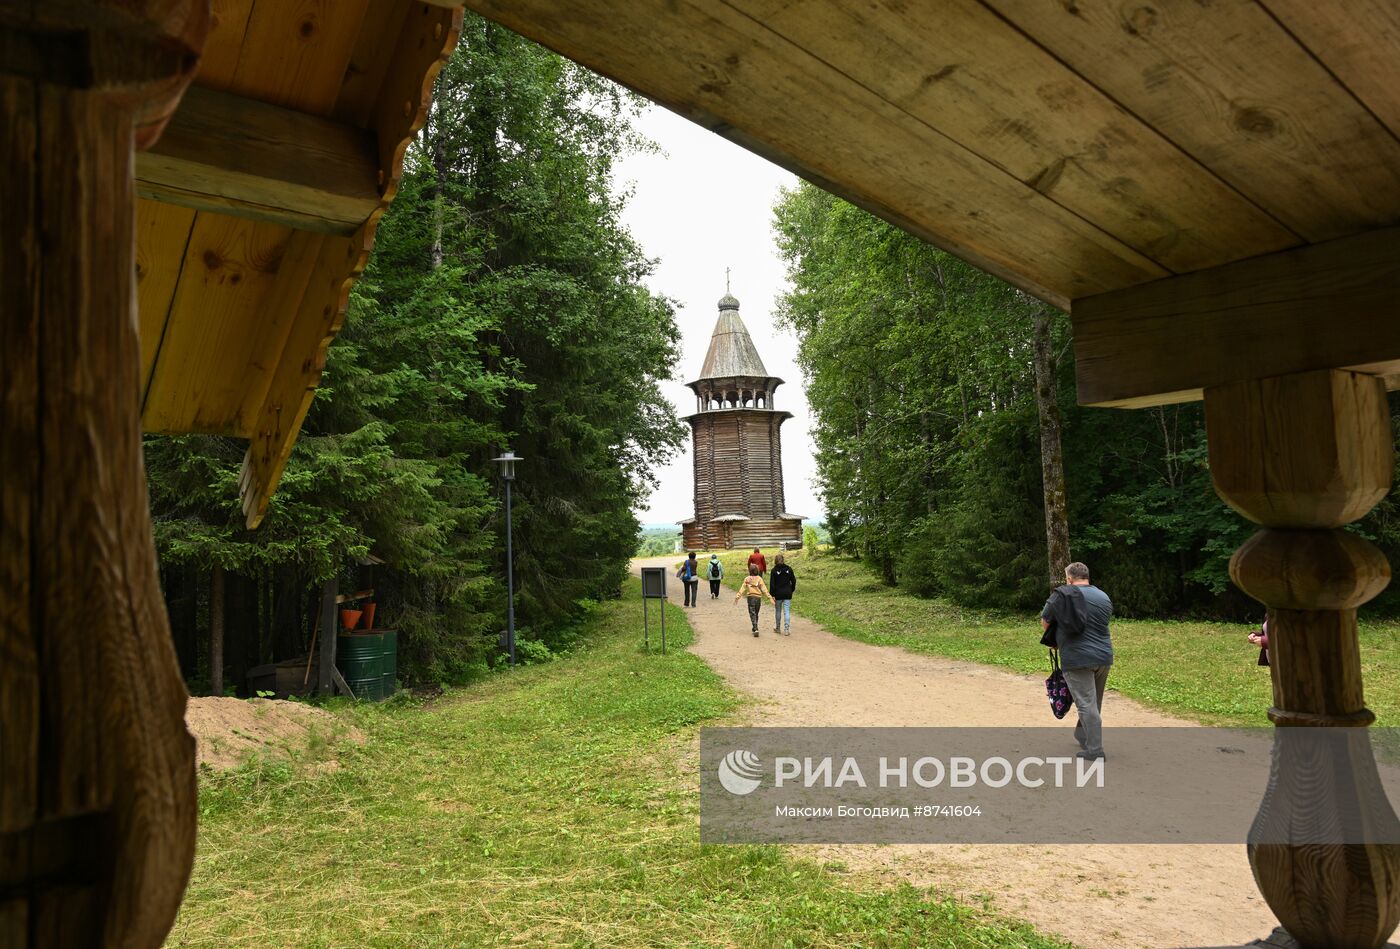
[686,408,801,549]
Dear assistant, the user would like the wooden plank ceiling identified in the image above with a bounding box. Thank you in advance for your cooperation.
[141,0,1400,522]
[135,0,460,526]
[462,0,1400,407]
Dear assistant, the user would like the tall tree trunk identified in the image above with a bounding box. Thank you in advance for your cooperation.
[209,565,225,696]
[430,110,446,269]
[1032,305,1071,588]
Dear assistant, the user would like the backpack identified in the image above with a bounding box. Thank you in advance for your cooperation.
[709,561,722,579]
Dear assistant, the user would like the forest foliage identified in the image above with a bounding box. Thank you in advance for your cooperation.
[145,18,683,689]
[772,183,1400,618]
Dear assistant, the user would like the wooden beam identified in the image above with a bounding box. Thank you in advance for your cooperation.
[239,3,461,528]
[1206,370,1400,948]
[462,0,1169,308]
[0,3,205,946]
[135,85,380,235]
[1071,227,1400,407]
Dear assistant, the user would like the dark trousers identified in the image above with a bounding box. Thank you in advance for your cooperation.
[746,597,761,630]
[709,579,721,597]
[683,580,698,606]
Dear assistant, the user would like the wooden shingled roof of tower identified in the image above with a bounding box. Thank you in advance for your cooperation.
[695,293,771,381]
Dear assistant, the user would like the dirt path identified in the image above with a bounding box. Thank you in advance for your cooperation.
[634,557,1275,948]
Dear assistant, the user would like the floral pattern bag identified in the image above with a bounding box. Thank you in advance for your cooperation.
[1046,650,1074,720]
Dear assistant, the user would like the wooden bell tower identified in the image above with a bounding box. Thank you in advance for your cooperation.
[680,291,803,550]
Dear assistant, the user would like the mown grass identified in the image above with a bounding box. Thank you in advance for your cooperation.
[169,579,1066,948]
[715,548,1400,728]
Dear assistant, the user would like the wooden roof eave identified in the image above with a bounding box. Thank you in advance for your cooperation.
[462,0,1400,410]
[132,1,463,529]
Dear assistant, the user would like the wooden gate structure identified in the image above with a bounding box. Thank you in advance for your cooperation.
[3,0,1400,946]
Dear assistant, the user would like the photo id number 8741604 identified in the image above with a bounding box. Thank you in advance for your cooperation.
[913,805,981,818]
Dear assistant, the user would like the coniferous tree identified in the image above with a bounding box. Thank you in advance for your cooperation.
[145,17,684,686]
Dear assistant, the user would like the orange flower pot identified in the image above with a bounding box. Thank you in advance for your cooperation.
[361,602,377,630]
[339,608,362,631]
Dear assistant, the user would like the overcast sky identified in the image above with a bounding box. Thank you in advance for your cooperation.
[613,104,824,527]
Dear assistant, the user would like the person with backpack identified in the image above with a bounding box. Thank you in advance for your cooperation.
[706,554,724,598]
[769,554,796,635]
[676,551,700,607]
[1040,561,1114,760]
[734,564,774,637]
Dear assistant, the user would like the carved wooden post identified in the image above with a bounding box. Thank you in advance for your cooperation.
[0,3,206,946]
[1205,368,1400,949]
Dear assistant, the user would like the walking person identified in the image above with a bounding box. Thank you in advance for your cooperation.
[747,546,767,577]
[706,554,724,599]
[734,564,774,637]
[677,551,701,608]
[769,554,796,635]
[1040,561,1113,760]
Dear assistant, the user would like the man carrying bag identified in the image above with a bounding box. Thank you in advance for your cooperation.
[1040,562,1114,760]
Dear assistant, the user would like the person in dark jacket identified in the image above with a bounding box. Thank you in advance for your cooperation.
[677,552,700,607]
[1040,561,1113,760]
[706,554,724,598]
[769,554,797,635]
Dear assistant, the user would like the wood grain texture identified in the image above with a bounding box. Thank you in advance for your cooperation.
[135,200,198,396]
[734,0,1297,273]
[137,85,381,234]
[332,0,412,128]
[369,1,462,206]
[1072,227,1400,407]
[240,224,374,526]
[1264,0,1400,141]
[1231,529,1391,612]
[196,0,256,89]
[239,2,461,526]
[1206,368,1400,948]
[227,0,372,115]
[141,213,292,434]
[1,37,198,948]
[984,0,1400,244]
[233,228,326,433]
[1250,725,1400,945]
[462,0,1168,308]
[685,407,801,550]
[1203,370,1392,528]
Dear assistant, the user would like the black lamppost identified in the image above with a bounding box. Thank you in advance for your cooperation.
[493,450,521,666]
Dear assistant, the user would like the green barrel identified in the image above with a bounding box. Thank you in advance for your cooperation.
[380,629,398,698]
[337,632,386,702]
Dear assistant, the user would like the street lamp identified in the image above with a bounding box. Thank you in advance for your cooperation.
[493,450,522,666]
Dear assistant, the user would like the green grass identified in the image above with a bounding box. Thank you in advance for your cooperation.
[717,548,1400,728]
[169,579,1066,948]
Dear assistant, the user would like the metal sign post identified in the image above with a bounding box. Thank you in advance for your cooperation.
[640,567,667,653]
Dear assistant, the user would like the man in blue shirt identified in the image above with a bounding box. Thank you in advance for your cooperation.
[678,551,700,607]
[1041,561,1113,759]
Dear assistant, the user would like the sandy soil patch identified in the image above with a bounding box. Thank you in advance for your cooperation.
[186,696,363,772]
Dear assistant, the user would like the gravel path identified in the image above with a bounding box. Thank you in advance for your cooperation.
[634,556,1276,948]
